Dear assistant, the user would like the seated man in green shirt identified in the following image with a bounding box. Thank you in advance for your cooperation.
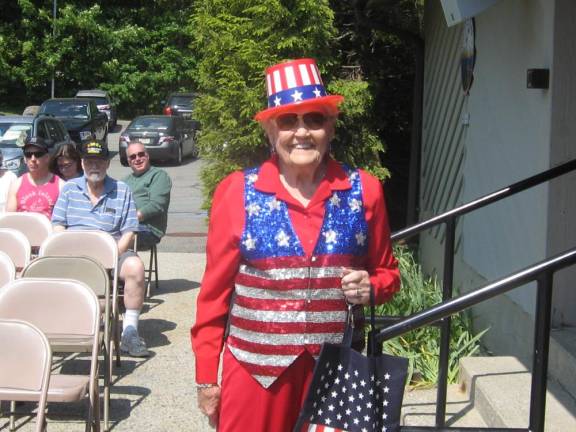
[123,142,172,249]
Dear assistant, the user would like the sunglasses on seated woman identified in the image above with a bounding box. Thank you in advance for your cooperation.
[275,112,328,131]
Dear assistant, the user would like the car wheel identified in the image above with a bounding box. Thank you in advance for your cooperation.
[174,144,183,166]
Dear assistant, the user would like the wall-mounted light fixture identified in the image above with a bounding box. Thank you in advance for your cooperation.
[527,69,549,89]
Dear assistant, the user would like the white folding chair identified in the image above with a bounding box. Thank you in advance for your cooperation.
[22,255,113,430]
[0,212,52,254]
[39,230,119,431]
[0,228,31,272]
[0,319,51,432]
[0,250,15,289]
[0,278,101,432]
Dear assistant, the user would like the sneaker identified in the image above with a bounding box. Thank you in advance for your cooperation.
[120,326,150,357]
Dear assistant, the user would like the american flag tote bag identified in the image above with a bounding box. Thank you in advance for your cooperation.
[294,293,408,432]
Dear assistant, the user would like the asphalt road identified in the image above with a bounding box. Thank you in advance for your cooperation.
[106,120,208,253]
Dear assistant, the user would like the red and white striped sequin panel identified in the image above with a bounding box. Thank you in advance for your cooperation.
[227,255,359,388]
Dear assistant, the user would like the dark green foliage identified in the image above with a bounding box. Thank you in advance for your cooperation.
[1,0,196,117]
[192,0,393,208]
[374,245,486,387]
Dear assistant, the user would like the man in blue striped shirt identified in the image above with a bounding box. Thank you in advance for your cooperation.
[52,141,150,357]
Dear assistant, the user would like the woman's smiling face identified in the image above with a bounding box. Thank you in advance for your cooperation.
[266,107,335,170]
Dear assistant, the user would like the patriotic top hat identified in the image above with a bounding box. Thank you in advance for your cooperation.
[254,58,344,122]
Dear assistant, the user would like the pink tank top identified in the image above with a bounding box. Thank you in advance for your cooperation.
[16,173,61,218]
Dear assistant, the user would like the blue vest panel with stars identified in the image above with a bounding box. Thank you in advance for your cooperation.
[240,164,369,260]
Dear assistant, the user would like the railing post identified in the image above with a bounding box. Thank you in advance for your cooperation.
[436,218,456,427]
[529,271,553,432]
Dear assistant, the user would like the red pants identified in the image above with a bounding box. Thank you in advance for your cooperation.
[218,346,315,432]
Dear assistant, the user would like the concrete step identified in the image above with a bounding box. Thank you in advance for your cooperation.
[401,384,487,427]
[549,327,576,400]
[459,356,576,431]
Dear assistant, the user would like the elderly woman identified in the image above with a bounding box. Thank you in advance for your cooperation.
[191,58,400,432]
[50,143,83,180]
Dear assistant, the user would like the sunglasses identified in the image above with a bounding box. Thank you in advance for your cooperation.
[24,151,48,159]
[128,151,148,161]
[275,112,328,131]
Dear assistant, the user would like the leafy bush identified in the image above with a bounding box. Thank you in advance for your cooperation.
[374,244,487,388]
[191,0,390,209]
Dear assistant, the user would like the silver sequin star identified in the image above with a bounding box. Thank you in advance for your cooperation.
[323,229,337,244]
[349,198,361,212]
[247,173,258,184]
[275,230,290,247]
[356,232,366,246]
[242,234,256,251]
[267,198,281,211]
[246,203,261,217]
[329,193,341,207]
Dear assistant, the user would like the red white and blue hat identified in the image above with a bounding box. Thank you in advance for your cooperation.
[254,58,344,122]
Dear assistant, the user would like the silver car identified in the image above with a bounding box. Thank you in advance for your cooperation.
[119,115,199,166]
[0,114,74,176]
[75,89,117,130]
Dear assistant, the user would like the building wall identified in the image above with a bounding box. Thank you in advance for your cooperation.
[461,0,554,316]
[548,0,576,327]
[420,0,558,359]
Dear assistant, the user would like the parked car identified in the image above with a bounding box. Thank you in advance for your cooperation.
[22,105,40,116]
[0,114,74,176]
[119,115,199,166]
[39,98,108,144]
[162,92,196,118]
[75,89,117,130]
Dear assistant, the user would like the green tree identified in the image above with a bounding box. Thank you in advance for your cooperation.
[1,0,197,117]
[192,0,390,208]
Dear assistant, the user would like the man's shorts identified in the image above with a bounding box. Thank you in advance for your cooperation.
[118,250,139,271]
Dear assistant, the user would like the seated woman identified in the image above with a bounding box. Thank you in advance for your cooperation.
[50,143,83,181]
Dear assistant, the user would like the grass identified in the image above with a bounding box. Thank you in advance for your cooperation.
[372,244,488,388]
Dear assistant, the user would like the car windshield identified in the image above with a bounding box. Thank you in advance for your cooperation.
[0,122,31,147]
[169,96,193,107]
[41,101,89,119]
[129,117,172,130]
[77,96,109,106]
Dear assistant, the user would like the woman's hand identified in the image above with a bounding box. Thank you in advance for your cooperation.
[341,268,371,305]
[197,385,221,428]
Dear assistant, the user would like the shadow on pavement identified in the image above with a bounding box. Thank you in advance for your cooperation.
[150,278,200,295]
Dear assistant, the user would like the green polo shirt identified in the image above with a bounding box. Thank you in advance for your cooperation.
[123,166,172,239]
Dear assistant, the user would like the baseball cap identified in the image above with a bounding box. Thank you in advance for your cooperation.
[81,141,110,159]
[23,136,49,152]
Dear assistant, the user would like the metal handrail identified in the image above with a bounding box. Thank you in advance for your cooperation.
[376,248,576,432]
[381,158,576,427]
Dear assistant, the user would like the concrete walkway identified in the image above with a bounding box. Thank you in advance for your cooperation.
[1,252,212,432]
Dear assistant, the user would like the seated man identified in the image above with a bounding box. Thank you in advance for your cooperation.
[51,141,150,357]
[123,142,172,248]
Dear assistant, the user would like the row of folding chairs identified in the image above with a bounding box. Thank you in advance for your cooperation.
[0,278,101,431]
[0,211,159,296]
[0,229,121,431]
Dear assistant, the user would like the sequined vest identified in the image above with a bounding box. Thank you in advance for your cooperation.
[227,164,369,388]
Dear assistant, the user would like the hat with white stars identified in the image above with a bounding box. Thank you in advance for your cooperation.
[254,58,344,122]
